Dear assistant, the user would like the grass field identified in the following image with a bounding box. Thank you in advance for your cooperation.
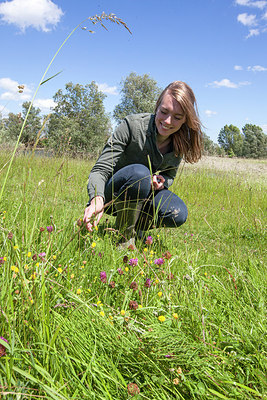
[0,151,266,399]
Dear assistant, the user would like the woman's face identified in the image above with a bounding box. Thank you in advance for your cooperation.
[155,92,186,139]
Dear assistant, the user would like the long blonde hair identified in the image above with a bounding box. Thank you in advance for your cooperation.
[155,81,203,163]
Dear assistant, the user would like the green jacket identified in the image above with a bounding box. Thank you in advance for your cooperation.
[87,113,182,202]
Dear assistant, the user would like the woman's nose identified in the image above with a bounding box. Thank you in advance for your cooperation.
[164,114,172,124]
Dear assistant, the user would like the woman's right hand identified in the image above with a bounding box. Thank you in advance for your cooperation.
[83,196,104,231]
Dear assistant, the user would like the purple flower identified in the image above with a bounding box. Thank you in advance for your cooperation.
[0,257,5,265]
[154,258,164,265]
[117,268,123,275]
[100,271,107,283]
[47,225,53,233]
[144,278,152,288]
[145,235,153,245]
[0,336,8,357]
[38,252,46,259]
[129,258,138,266]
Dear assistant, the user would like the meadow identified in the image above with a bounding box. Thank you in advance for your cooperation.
[0,151,266,399]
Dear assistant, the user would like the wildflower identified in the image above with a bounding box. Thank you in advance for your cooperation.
[27,252,32,257]
[47,226,53,233]
[129,258,138,266]
[53,255,57,260]
[177,367,182,374]
[173,313,179,319]
[117,267,123,275]
[13,245,19,250]
[100,271,107,283]
[38,252,46,259]
[108,281,115,288]
[32,254,37,261]
[129,300,138,310]
[158,315,166,322]
[144,278,152,288]
[77,218,82,227]
[204,272,207,276]
[11,266,19,273]
[35,263,39,268]
[120,310,126,316]
[58,268,63,273]
[91,242,96,248]
[0,257,5,265]
[99,311,105,317]
[98,252,103,258]
[7,232,13,240]
[145,235,153,245]
[143,247,148,252]
[125,267,129,272]
[130,281,138,291]
[123,255,128,263]
[163,250,172,259]
[158,291,163,297]
[77,288,81,295]
[0,337,8,357]
[138,304,143,309]
[127,383,140,396]
[70,274,74,279]
[154,258,164,265]
[173,378,180,385]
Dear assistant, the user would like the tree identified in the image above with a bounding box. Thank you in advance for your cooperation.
[218,124,243,156]
[47,82,111,156]
[242,124,267,158]
[0,103,42,147]
[113,72,162,123]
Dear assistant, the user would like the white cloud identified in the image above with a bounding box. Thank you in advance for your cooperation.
[237,13,258,26]
[96,83,118,95]
[0,77,32,101]
[235,0,267,9]
[0,0,63,32]
[234,65,243,70]
[247,64,267,71]
[205,110,217,117]
[246,28,260,37]
[207,78,251,88]
[34,98,56,111]
[261,124,267,133]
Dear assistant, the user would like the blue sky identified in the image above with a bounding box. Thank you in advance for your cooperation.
[0,0,267,143]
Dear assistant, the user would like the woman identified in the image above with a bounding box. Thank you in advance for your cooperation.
[83,81,203,244]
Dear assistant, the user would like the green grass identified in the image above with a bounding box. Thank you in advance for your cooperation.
[0,151,266,399]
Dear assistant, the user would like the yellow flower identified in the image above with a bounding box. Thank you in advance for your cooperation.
[94,225,98,231]
[58,267,63,273]
[30,299,34,304]
[143,247,148,252]
[140,270,144,275]
[35,263,39,268]
[138,304,143,309]
[27,252,32,257]
[31,272,37,279]
[120,310,126,316]
[3,257,7,261]
[70,273,74,279]
[158,291,163,297]
[155,279,159,284]
[97,300,102,306]
[88,288,91,292]
[99,311,105,317]
[91,242,96,248]
[77,288,81,295]
[109,315,113,320]
[173,378,180,385]
[204,272,207,276]
[11,266,19,273]
[13,245,19,250]
[125,267,129,272]
[150,250,154,255]
[158,315,166,322]
[173,313,178,319]
[53,255,57,260]
[80,265,84,269]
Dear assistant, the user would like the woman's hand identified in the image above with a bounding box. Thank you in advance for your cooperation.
[83,196,104,231]
[152,175,165,191]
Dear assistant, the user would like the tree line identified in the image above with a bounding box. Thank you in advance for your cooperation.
[0,72,266,158]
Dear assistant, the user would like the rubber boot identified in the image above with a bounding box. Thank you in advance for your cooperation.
[115,199,144,249]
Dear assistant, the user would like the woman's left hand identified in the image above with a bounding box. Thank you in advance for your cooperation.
[152,174,165,191]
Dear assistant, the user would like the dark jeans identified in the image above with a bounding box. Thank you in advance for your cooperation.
[104,164,188,230]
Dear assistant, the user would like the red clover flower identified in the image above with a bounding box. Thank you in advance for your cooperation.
[100,271,107,283]
[154,258,164,265]
[129,258,138,266]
